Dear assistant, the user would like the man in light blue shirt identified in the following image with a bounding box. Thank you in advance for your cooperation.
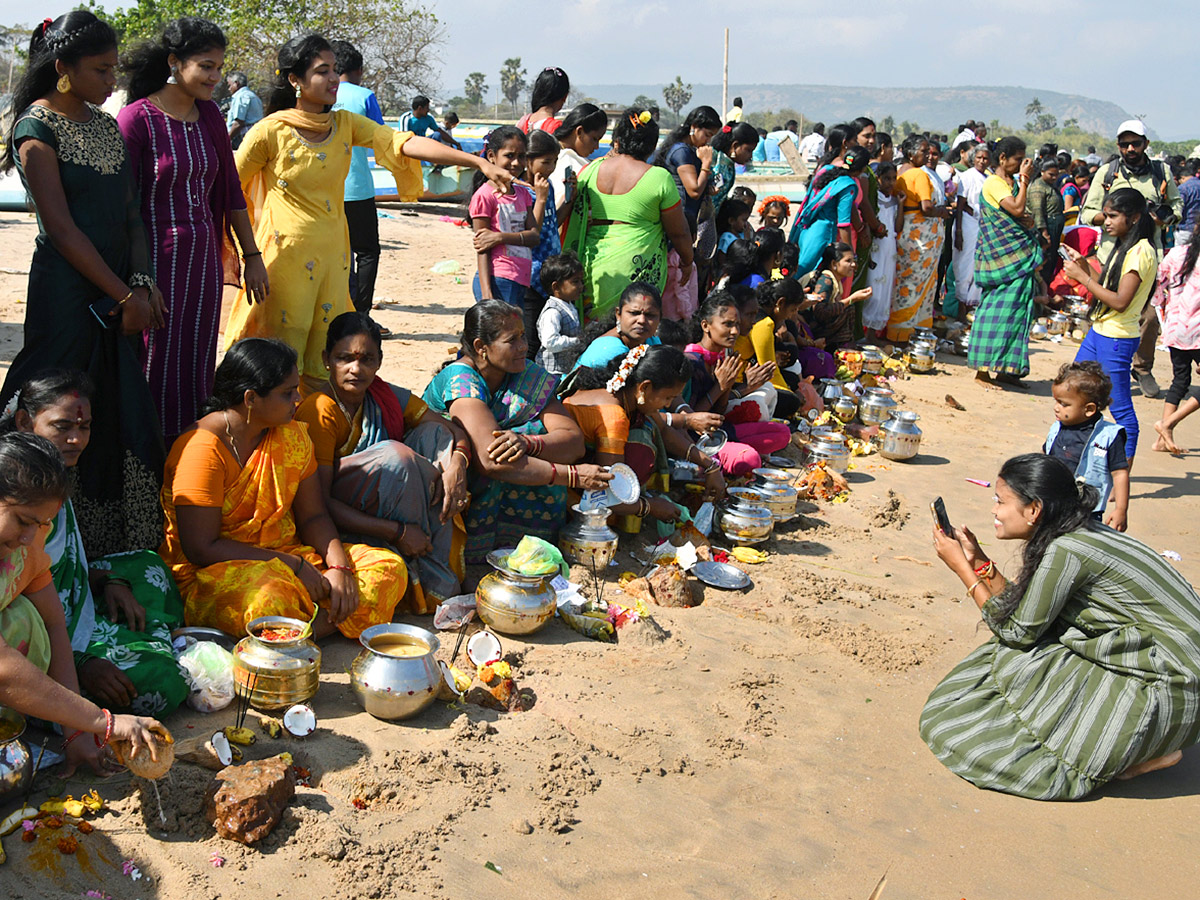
[400,95,459,147]
[225,72,263,149]
[331,41,385,313]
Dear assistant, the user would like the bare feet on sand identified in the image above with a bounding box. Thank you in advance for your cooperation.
[1116,749,1183,781]
[1153,420,1182,454]
[974,371,1002,392]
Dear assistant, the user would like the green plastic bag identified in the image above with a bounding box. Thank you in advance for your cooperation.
[506,536,567,578]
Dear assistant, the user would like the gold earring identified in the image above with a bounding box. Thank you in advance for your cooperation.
[56,72,71,94]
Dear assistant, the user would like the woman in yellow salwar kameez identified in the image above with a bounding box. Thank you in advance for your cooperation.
[225,34,511,385]
[160,338,406,639]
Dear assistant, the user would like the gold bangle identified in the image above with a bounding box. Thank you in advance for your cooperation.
[118,290,133,305]
[965,578,985,600]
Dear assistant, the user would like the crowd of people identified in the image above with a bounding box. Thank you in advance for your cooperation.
[0,10,1196,802]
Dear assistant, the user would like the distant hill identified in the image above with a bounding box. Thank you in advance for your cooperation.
[575,83,1144,139]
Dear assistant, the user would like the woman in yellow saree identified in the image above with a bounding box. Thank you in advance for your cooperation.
[160,338,406,639]
[225,34,512,385]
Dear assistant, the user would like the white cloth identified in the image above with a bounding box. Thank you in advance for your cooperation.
[952,167,987,308]
[864,193,900,330]
[798,132,825,163]
[922,165,947,206]
[550,147,590,215]
[953,128,977,149]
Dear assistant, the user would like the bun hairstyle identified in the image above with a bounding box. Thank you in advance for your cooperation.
[553,102,608,143]
[461,299,523,361]
[123,17,226,102]
[710,121,759,156]
[818,241,854,272]
[3,10,117,171]
[989,453,1100,622]
[612,106,659,160]
[266,33,332,114]
[0,432,70,507]
[901,133,929,162]
[203,338,297,414]
[530,66,569,112]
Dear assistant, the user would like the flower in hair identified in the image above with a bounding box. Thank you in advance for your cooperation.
[722,125,732,133]
[606,344,650,394]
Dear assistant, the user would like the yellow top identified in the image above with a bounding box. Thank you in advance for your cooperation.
[897,168,932,214]
[1093,239,1158,339]
[981,174,1012,210]
[224,110,423,380]
[749,317,790,389]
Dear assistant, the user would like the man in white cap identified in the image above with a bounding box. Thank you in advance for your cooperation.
[1078,119,1182,398]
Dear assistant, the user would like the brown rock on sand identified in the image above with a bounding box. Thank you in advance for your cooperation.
[204,755,296,844]
[648,564,696,608]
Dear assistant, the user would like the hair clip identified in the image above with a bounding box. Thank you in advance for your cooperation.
[274,68,280,75]
[722,125,732,133]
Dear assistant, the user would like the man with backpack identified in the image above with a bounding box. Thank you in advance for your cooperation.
[1078,120,1182,398]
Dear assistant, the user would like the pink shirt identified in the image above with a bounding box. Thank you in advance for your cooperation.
[469,183,533,286]
[1153,245,1200,351]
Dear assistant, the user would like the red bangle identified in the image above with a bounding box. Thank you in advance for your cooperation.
[63,730,85,750]
[547,461,557,486]
[974,560,995,579]
[327,564,354,575]
[93,709,113,749]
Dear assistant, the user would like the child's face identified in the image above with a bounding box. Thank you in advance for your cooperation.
[879,171,897,196]
[1102,203,1134,240]
[730,212,750,234]
[762,205,787,229]
[490,139,528,178]
[553,271,584,303]
[528,152,557,179]
[1051,382,1098,426]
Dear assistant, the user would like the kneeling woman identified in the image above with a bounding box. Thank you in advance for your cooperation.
[563,344,725,533]
[5,370,188,716]
[685,291,792,475]
[422,301,610,563]
[923,453,1200,800]
[295,313,472,611]
[160,338,406,638]
[0,431,167,774]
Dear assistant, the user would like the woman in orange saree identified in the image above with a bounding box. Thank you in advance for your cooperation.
[159,338,406,639]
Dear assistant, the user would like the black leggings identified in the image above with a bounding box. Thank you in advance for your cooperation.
[774,387,802,420]
[1165,346,1200,406]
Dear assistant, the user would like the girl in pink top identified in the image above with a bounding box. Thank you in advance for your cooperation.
[469,127,546,307]
[1152,240,1200,452]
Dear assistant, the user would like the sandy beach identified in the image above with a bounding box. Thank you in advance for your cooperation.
[2,201,1198,900]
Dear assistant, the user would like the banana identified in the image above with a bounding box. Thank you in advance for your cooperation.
[0,806,38,836]
[258,716,282,739]
[731,547,769,564]
[223,726,256,746]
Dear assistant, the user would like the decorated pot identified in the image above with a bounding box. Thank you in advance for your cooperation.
[909,344,936,373]
[475,550,558,635]
[350,624,442,721]
[1048,311,1070,335]
[807,433,850,473]
[233,616,321,710]
[860,346,884,375]
[832,395,858,422]
[559,504,619,570]
[879,410,922,461]
[750,483,800,522]
[819,378,844,404]
[716,488,775,545]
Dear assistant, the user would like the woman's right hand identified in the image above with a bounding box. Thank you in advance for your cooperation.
[119,287,155,335]
[473,229,504,252]
[1018,158,1034,182]
[696,145,714,165]
[575,465,613,491]
[296,558,330,605]
[953,524,989,571]
[685,411,724,432]
[648,495,681,522]
[398,523,433,558]
[713,353,742,392]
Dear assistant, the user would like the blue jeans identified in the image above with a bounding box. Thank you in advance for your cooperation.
[472,273,526,308]
[1075,329,1139,458]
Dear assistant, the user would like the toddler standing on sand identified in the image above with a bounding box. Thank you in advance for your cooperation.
[536,252,585,376]
[1044,361,1130,531]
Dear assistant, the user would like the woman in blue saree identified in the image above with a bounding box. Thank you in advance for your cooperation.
[422,301,611,564]
[789,147,870,278]
[295,313,474,610]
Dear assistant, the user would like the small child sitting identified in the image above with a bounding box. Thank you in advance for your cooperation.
[715,198,751,259]
[1044,361,1129,530]
[535,251,584,376]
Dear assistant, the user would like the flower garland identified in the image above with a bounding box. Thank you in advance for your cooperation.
[605,343,649,394]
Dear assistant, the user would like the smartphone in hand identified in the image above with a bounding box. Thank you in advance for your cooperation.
[931,497,954,536]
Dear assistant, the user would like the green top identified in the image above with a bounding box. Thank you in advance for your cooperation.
[1078,158,1181,261]
[1026,177,1064,231]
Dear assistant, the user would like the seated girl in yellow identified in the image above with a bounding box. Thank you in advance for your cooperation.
[295,313,472,612]
[159,338,406,639]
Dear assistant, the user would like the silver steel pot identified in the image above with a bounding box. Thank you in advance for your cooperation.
[832,395,858,422]
[860,346,884,375]
[879,410,922,461]
[859,387,899,427]
[0,706,31,803]
[350,624,442,721]
[750,483,800,522]
[1048,311,1070,335]
[909,345,935,373]
[475,549,558,635]
[716,488,775,545]
[807,432,851,473]
[559,504,619,570]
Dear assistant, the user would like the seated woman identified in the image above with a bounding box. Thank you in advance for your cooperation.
[806,242,873,352]
[5,370,188,716]
[563,344,725,533]
[573,282,664,371]
[160,338,407,639]
[924,453,1200,800]
[295,313,472,612]
[422,301,610,564]
[0,431,167,775]
[684,291,792,475]
[751,278,826,415]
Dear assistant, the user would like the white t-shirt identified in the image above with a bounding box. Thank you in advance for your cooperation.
[798,132,825,161]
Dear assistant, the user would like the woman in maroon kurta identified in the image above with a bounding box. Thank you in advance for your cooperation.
[118,18,268,442]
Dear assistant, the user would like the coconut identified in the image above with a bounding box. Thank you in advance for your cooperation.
[466,631,502,667]
[112,728,175,780]
[282,703,316,737]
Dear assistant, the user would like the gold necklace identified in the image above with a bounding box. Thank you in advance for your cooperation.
[223,410,242,466]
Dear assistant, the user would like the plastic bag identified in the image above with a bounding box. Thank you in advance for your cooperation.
[506,536,567,578]
[177,641,234,713]
[430,259,461,275]
[433,594,476,630]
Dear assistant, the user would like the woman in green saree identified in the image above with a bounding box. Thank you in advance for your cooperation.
[564,107,695,322]
[422,301,612,564]
[967,137,1042,389]
[4,370,188,716]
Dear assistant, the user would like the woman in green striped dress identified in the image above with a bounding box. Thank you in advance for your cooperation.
[923,453,1200,800]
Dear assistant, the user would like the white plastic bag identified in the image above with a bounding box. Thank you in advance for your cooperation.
[433,593,477,630]
[177,641,234,713]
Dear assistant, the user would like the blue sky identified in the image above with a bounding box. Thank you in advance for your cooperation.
[428,0,1194,140]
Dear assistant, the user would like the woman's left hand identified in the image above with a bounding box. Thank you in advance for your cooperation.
[703,465,727,501]
[488,430,528,464]
[322,567,359,626]
[103,581,146,633]
[933,524,970,574]
[481,160,513,196]
[147,284,167,329]
[744,362,775,393]
[440,458,470,524]
[243,254,270,304]
[473,229,504,252]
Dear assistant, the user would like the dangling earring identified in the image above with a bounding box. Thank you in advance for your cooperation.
[637,392,647,406]
[56,72,70,94]
[166,66,178,85]
[294,82,302,99]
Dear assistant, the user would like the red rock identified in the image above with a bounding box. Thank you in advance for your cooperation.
[204,755,296,844]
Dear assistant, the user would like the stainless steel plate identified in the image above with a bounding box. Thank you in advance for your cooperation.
[692,561,751,590]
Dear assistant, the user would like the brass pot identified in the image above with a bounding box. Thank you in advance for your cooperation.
[232,616,322,711]
[475,550,558,636]
[0,706,32,803]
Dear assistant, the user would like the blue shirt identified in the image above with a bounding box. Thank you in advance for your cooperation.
[1179,177,1200,233]
[400,112,439,137]
[574,334,661,369]
[332,81,384,202]
[226,87,263,130]
[528,184,561,298]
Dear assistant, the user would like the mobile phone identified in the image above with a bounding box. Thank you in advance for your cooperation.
[89,296,119,329]
[1057,245,1072,262]
[931,497,954,535]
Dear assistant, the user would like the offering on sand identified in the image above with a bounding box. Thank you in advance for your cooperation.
[113,728,175,780]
